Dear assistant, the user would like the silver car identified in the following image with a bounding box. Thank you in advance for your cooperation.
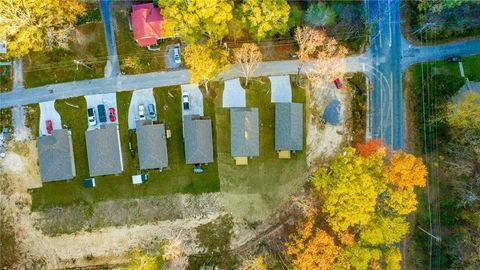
[138,104,146,120]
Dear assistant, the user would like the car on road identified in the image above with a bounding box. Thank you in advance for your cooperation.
[182,93,189,110]
[109,107,116,122]
[148,104,156,119]
[333,78,343,89]
[446,56,461,63]
[87,108,97,126]
[138,104,146,120]
[45,120,53,134]
[97,104,107,123]
[173,47,181,64]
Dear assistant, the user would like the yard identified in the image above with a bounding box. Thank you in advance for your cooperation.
[425,55,480,81]
[0,65,12,92]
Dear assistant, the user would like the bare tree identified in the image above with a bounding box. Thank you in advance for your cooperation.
[233,43,262,87]
[294,26,326,85]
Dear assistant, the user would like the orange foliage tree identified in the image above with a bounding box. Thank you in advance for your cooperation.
[384,151,427,189]
[356,139,385,157]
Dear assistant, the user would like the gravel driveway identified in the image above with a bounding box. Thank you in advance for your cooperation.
[269,75,292,103]
[222,78,246,108]
[128,88,156,129]
[39,101,62,136]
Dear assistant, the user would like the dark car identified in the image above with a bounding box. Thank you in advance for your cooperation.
[148,104,156,119]
[97,104,107,123]
[182,93,189,110]
[446,56,461,63]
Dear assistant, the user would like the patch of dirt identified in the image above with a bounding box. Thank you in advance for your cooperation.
[1,140,41,189]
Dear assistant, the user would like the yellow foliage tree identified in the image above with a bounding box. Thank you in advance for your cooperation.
[233,43,262,86]
[384,187,418,215]
[126,248,162,270]
[240,255,268,270]
[239,0,290,41]
[385,151,427,189]
[0,0,85,58]
[384,247,402,270]
[338,243,382,270]
[182,42,229,91]
[159,0,233,43]
[313,147,388,232]
[447,91,480,130]
[359,215,409,245]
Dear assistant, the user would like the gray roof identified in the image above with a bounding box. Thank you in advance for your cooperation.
[37,129,76,182]
[230,108,259,157]
[136,120,168,170]
[86,124,123,176]
[184,115,213,164]
[275,103,303,151]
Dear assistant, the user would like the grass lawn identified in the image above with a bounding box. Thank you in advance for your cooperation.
[0,65,12,92]
[31,87,219,209]
[424,55,480,81]
[25,104,40,138]
[212,76,308,213]
[0,108,12,130]
[22,22,107,88]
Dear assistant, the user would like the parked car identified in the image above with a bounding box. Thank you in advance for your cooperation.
[173,47,181,64]
[97,104,107,123]
[333,78,343,89]
[182,93,189,110]
[87,108,97,126]
[109,107,116,122]
[45,120,53,134]
[148,104,156,119]
[138,104,146,120]
[446,56,461,63]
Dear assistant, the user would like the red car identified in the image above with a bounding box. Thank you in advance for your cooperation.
[333,78,343,89]
[45,120,53,134]
[109,107,116,122]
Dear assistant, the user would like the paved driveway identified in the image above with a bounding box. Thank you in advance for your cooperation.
[165,44,182,70]
[39,101,62,136]
[269,76,292,103]
[85,93,118,131]
[128,88,156,129]
[222,78,246,108]
[180,84,204,117]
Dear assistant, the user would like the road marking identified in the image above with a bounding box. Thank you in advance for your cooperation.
[458,62,465,77]
[380,72,383,140]
[388,0,392,47]
[390,72,394,148]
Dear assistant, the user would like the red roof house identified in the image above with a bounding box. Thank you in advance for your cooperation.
[131,3,166,47]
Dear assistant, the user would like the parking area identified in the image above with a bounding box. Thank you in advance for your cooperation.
[222,78,246,108]
[84,93,118,131]
[165,44,182,70]
[128,88,157,129]
[180,84,204,117]
[269,75,292,103]
[39,101,62,136]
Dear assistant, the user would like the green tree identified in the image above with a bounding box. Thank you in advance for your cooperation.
[304,2,337,28]
[227,17,244,43]
[0,0,86,58]
[288,5,303,30]
[239,0,290,41]
[159,0,233,43]
[418,0,467,13]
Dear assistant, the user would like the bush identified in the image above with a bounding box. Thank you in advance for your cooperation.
[76,8,101,26]
[304,2,337,28]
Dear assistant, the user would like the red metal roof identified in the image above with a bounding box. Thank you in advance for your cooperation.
[131,3,165,47]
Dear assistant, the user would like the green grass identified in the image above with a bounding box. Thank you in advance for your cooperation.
[0,108,12,130]
[31,87,220,209]
[425,55,480,81]
[22,22,107,88]
[25,104,40,138]
[0,65,12,92]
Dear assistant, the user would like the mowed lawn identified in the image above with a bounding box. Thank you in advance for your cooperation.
[22,22,107,88]
[427,54,480,81]
[213,76,308,211]
[31,87,219,209]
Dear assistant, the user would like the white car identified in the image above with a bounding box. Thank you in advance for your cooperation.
[173,47,181,64]
[87,108,97,126]
[138,104,146,120]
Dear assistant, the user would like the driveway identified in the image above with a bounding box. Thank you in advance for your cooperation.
[180,84,204,117]
[269,76,292,103]
[128,88,156,129]
[222,78,246,108]
[165,44,182,70]
[85,93,118,131]
[39,101,62,136]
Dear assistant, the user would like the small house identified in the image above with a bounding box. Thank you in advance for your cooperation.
[275,103,303,159]
[183,115,213,164]
[37,129,76,182]
[131,3,167,47]
[230,108,259,165]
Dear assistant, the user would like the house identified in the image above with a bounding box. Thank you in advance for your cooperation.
[131,3,166,47]
[230,108,259,165]
[136,120,168,170]
[275,103,303,159]
[85,124,123,176]
[37,129,76,182]
[183,115,213,164]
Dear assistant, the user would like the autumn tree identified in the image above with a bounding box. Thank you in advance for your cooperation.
[159,0,233,43]
[384,187,418,215]
[239,0,290,41]
[294,26,325,85]
[182,42,229,92]
[240,255,268,270]
[0,0,85,58]
[338,243,382,270]
[233,43,262,86]
[126,248,163,270]
[384,151,427,189]
[227,17,244,44]
[447,91,480,130]
[359,215,409,245]
[384,247,402,270]
[356,138,385,157]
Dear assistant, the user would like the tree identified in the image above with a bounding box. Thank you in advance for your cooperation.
[447,91,480,130]
[384,152,427,189]
[356,139,385,157]
[313,148,388,232]
[239,0,290,41]
[384,187,418,215]
[182,42,229,92]
[293,26,325,85]
[338,243,382,270]
[159,0,233,43]
[304,2,337,28]
[384,247,401,270]
[288,5,303,30]
[122,56,143,74]
[359,215,409,245]
[0,0,85,58]
[233,43,262,86]
[126,248,163,270]
[227,17,244,43]
[418,0,467,13]
[240,255,268,270]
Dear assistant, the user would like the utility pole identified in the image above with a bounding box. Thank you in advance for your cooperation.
[73,59,92,70]
[418,226,442,242]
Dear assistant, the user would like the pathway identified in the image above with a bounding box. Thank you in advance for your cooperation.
[11,58,29,140]
[99,0,120,78]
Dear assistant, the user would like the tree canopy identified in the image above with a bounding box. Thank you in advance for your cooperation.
[304,2,337,28]
[239,0,290,41]
[0,0,85,58]
[233,43,262,86]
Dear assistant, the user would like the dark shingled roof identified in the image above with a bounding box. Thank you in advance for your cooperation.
[323,99,341,125]
[37,129,76,182]
[183,115,213,164]
[136,120,168,170]
[86,124,123,176]
[230,108,259,157]
[275,103,303,151]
